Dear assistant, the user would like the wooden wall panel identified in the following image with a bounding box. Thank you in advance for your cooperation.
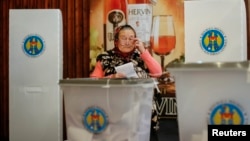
[75,0,84,77]
[82,1,90,77]
[0,0,9,141]
[66,0,76,77]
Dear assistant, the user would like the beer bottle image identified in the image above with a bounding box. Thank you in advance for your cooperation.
[103,0,127,50]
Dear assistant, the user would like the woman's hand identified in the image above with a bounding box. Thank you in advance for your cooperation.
[133,38,146,53]
[112,73,126,78]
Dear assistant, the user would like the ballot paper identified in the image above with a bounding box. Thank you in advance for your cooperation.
[115,62,138,78]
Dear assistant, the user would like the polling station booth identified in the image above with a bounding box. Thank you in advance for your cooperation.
[60,78,156,141]
[9,9,63,141]
[169,0,248,141]
[184,0,247,63]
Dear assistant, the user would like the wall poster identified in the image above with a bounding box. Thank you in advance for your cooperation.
[89,0,184,118]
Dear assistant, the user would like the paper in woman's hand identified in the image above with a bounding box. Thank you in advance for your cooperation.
[115,62,138,78]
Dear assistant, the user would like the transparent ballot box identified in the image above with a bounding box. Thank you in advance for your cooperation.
[168,61,250,141]
[59,78,155,141]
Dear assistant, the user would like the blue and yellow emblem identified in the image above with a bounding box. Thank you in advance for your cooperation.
[22,34,45,57]
[83,106,108,134]
[200,28,226,55]
[208,100,247,125]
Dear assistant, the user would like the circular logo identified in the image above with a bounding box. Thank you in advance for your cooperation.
[200,28,226,55]
[208,100,247,125]
[108,10,124,25]
[22,34,45,57]
[83,106,108,134]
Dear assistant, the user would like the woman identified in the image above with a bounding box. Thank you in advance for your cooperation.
[90,24,162,78]
[90,24,162,141]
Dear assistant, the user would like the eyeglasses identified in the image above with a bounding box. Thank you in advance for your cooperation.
[119,37,135,45]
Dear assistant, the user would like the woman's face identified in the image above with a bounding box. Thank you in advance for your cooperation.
[117,29,136,53]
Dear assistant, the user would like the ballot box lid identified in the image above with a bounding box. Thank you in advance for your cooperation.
[59,78,156,86]
[167,61,250,71]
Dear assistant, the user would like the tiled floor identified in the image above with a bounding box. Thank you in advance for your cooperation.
[158,118,179,141]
